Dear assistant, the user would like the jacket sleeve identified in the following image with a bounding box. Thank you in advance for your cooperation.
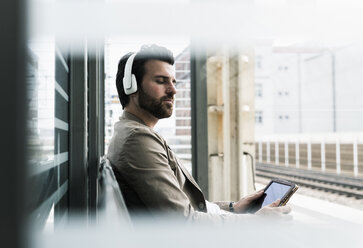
[115,128,253,223]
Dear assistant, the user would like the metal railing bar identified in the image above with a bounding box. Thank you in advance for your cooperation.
[29,180,68,227]
[29,152,68,176]
[55,117,69,131]
[56,46,69,73]
[55,80,69,102]
[257,163,363,187]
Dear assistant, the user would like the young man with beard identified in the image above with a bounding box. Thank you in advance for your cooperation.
[107,45,291,222]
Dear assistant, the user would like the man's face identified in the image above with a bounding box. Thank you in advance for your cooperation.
[138,60,176,119]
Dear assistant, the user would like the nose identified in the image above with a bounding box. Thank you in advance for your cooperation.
[166,81,176,95]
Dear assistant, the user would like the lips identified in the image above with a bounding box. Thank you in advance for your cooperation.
[162,97,174,104]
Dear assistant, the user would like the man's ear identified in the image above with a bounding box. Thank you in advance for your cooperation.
[128,91,138,103]
[130,91,138,97]
[129,82,141,101]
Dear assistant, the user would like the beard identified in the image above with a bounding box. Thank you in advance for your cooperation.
[138,86,174,119]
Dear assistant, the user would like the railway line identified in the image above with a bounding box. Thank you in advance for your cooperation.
[256,163,363,199]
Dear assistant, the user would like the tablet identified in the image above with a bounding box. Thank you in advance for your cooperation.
[247,179,298,213]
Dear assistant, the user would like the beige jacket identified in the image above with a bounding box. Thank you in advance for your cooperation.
[107,112,249,223]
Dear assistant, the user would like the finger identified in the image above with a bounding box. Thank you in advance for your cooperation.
[280,205,291,214]
[268,199,280,207]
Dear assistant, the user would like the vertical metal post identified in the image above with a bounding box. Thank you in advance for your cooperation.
[275,141,279,165]
[98,52,105,157]
[69,42,88,220]
[88,50,98,220]
[307,140,312,170]
[0,0,26,247]
[266,141,270,163]
[259,141,262,163]
[336,139,341,175]
[295,141,300,168]
[321,141,326,172]
[88,41,104,220]
[285,141,288,167]
[297,54,302,133]
[190,43,209,197]
[242,155,248,196]
[354,139,359,177]
[331,51,337,132]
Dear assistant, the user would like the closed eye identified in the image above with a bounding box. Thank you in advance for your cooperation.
[154,76,176,85]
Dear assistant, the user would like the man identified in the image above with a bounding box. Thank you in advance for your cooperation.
[107,44,291,222]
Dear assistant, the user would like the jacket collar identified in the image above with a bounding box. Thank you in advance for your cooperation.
[121,111,147,126]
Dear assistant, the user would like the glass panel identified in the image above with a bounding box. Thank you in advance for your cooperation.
[27,37,55,173]
[27,36,57,230]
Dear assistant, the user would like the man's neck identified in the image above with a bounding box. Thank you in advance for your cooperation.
[124,105,158,128]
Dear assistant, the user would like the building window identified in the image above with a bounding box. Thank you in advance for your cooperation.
[277,91,289,97]
[277,115,289,120]
[255,83,263,97]
[256,55,262,69]
[255,111,263,124]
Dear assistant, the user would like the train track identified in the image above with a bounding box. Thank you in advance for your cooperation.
[256,163,363,199]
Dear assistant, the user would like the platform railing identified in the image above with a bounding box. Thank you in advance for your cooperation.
[256,134,363,178]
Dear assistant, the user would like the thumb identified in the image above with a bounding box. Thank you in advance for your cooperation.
[268,199,281,207]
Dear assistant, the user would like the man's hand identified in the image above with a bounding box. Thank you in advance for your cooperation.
[232,190,292,221]
[255,199,292,220]
[232,190,265,213]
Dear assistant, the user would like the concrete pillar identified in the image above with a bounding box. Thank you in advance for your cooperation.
[206,45,255,202]
[237,45,255,197]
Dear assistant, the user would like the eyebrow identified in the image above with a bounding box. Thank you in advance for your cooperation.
[154,75,177,83]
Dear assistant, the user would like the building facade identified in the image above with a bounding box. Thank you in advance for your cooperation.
[255,43,363,135]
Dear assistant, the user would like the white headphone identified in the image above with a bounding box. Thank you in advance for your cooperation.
[123,53,138,95]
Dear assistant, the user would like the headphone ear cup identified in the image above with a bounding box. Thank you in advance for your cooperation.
[123,53,138,95]
[130,74,138,94]
[123,74,137,95]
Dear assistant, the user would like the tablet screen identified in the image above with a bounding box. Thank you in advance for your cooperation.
[261,182,292,207]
